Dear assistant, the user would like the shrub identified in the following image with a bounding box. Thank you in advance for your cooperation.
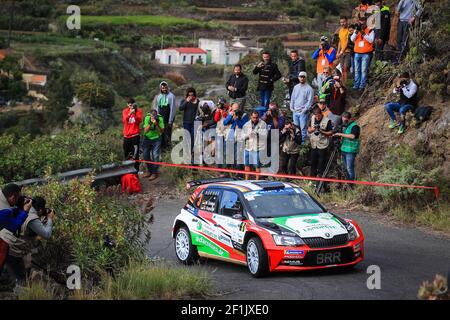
[24,179,150,282]
[75,82,115,109]
[373,145,442,206]
[163,72,187,86]
[0,124,122,182]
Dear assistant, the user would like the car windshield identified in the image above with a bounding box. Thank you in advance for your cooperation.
[244,189,325,218]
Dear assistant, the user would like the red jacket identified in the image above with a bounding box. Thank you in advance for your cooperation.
[122,107,143,138]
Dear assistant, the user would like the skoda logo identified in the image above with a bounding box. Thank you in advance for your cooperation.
[325,232,331,238]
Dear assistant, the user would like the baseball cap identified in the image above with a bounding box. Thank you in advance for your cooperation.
[298,71,307,77]
[319,96,327,103]
[320,36,329,42]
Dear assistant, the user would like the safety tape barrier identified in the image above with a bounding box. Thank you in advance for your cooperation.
[135,160,440,199]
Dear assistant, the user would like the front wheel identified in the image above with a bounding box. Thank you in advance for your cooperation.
[174,227,198,265]
[246,237,269,277]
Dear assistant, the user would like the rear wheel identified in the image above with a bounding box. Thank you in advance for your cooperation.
[174,227,198,265]
[246,237,269,277]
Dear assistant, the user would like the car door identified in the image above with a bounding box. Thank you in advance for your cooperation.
[214,190,247,261]
[193,188,228,258]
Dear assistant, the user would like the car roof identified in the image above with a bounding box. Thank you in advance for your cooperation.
[203,180,301,193]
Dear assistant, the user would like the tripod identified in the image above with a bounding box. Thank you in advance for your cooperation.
[315,140,348,196]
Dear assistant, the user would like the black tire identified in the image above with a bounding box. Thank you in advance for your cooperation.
[246,237,269,278]
[174,226,199,265]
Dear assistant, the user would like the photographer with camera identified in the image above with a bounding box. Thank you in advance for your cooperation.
[0,184,31,273]
[223,103,249,171]
[225,64,249,111]
[122,98,143,171]
[384,72,418,134]
[253,51,282,107]
[312,36,337,92]
[280,121,302,175]
[243,111,267,180]
[143,109,165,181]
[152,81,176,149]
[321,75,346,127]
[350,16,375,91]
[307,107,334,181]
[213,98,230,169]
[333,112,361,181]
[2,196,55,288]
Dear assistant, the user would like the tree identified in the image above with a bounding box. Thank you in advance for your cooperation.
[75,82,114,109]
[0,55,26,100]
[263,38,288,64]
[45,68,74,126]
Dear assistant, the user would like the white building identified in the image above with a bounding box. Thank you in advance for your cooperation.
[154,47,207,65]
[198,38,250,65]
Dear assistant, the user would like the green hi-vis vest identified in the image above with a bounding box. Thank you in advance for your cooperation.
[341,121,360,154]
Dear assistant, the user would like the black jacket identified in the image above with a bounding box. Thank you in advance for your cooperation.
[288,58,306,87]
[252,61,282,91]
[179,99,199,124]
[226,73,249,99]
[379,7,391,43]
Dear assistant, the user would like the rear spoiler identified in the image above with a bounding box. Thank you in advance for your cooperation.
[185,177,238,189]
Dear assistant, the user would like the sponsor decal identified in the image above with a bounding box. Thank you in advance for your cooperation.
[194,234,226,256]
[284,250,304,255]
[196,221,202,231]
[303,219,319,224]
[239,222,246,232]
[302,225,338,232]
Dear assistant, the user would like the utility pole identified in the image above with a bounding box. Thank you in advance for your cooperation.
[7,0,16,49]
[161,34,164,49]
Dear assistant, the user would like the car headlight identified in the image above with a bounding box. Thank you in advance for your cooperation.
[347,224,359,241]
[272,234,305,246]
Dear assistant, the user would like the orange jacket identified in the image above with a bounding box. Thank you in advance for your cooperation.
[353,27,375,54]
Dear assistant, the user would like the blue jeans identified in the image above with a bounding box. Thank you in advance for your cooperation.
[385,102,413,121]
[353,53,372,89]
[293,111,309,142]
[143,137,161,174]
[342,152,357,180]
[183,122,195,151]
[255,106,268,118]
[259,90,272,107]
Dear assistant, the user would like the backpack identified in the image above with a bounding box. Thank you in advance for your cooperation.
[414,106,433,122]
[121,174,142,194]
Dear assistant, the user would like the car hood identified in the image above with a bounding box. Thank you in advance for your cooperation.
[266,213,348,239]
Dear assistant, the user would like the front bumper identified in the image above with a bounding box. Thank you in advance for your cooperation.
[266,239,364,272]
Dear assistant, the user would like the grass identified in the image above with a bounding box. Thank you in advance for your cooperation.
[99,261,212,300]
[318,185,450,233]
[19,281,56,300]
[61,15,225,29]
[9,34,119,50]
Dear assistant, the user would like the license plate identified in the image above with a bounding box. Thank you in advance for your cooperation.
[316,251,342,265]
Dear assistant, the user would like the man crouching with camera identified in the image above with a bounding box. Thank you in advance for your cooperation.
[2,196,55,291]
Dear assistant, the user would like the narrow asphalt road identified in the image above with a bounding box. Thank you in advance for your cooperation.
[146,198,450,300]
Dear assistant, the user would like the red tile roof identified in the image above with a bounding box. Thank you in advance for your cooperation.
[166,47,207,54]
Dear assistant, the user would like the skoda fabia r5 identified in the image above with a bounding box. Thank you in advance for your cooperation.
[172,179,364,277]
